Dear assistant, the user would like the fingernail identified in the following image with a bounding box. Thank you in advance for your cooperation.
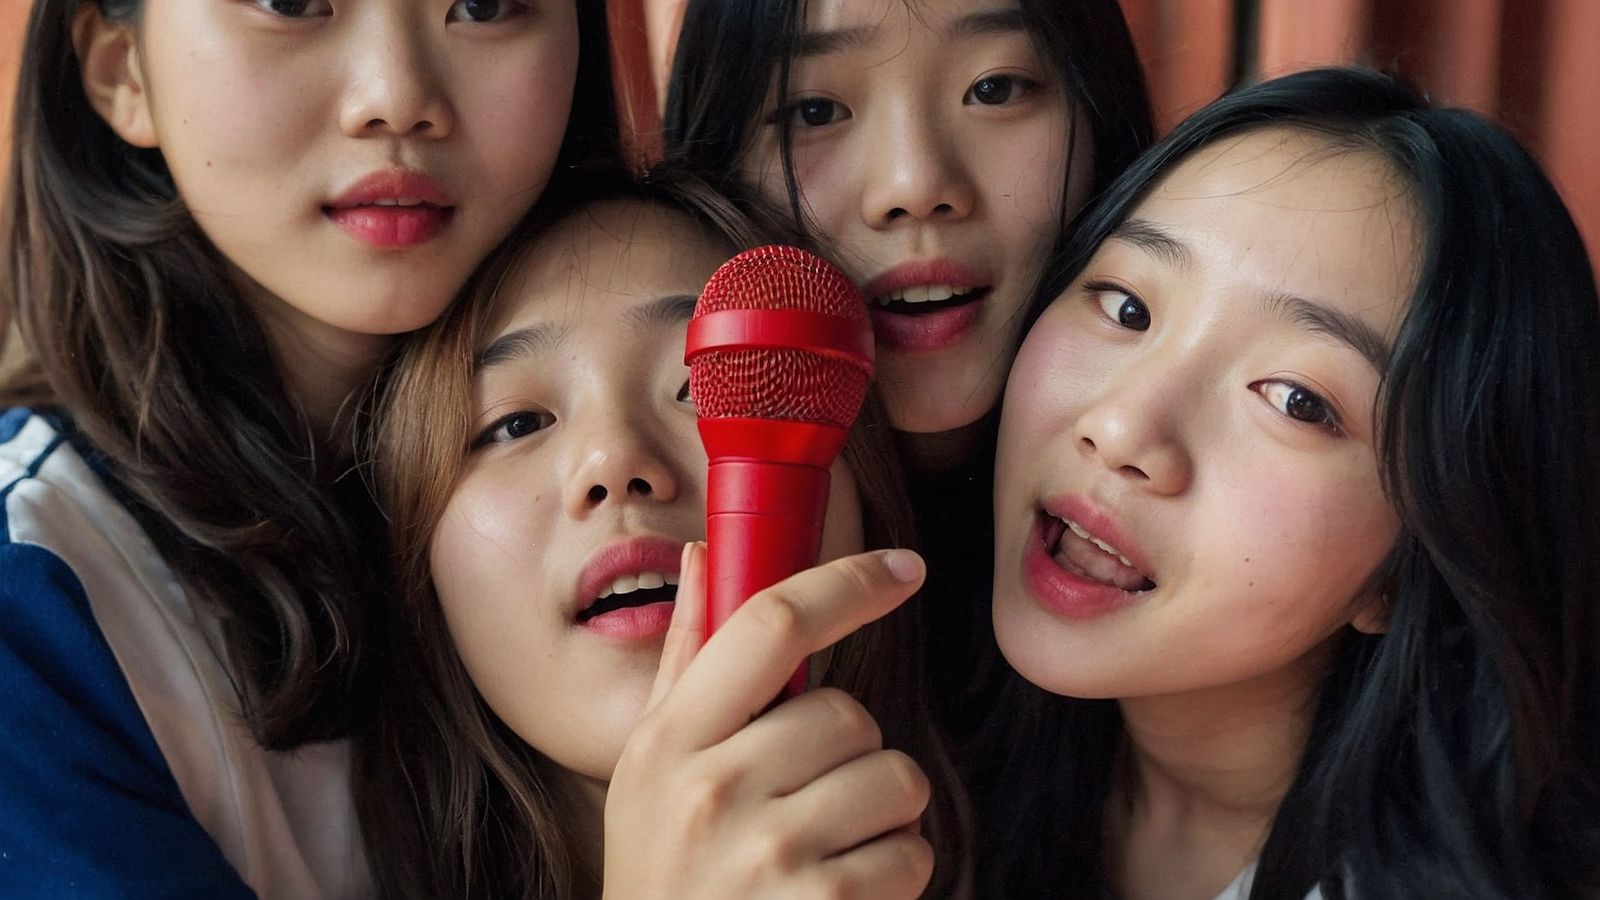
[881,549,924,583]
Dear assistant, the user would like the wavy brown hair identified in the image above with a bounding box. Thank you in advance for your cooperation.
[356,168,973,898]
[0,0,616,748]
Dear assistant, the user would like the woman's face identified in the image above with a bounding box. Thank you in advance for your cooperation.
[993,127,1414,701]
[98,0,578,350]
[740,0,1091,447]
[428,200,864,784]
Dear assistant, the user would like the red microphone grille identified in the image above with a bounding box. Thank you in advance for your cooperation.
[689,246,872,428]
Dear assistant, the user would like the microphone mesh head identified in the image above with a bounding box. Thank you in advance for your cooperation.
[690,246,871,428]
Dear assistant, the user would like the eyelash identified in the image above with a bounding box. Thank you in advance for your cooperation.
[1253,380,1344,435]
[248,0,527,22]
[470,409,553,449]
[772,97,850,129]
[1083,280,1152,331]
[964,73,1040,106]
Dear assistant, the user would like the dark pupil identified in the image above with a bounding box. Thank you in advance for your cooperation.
[462,0,501,21]
[1117,298,1151,330]
[506,413,540,438]
[268,0,311,13]
[1286,390,1323,422]
[974,77,1012,104]
[798,100,834,127]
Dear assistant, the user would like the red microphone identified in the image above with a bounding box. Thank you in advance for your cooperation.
[685,245,875,697]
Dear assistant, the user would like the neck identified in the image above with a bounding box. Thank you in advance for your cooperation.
[242,280,393,444]
[1107,644,1332,899]
[895,411,996,474]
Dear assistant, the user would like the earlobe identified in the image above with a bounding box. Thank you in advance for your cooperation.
[72,5,157,149]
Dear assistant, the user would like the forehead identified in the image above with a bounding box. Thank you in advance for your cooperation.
[1132,126,1420,329]
[801,0,1021,35]
[491,199,730,333]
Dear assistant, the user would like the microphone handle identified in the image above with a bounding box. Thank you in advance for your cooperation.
[704,459,830,699]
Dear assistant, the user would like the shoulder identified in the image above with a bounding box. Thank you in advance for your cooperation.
[0,410,256,896]
[0,408,372,898]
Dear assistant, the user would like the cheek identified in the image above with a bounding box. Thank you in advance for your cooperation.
[429,472,553,600]
[1198,457,1397,632]
[459,47,581,192]
[1000,311,1090,447]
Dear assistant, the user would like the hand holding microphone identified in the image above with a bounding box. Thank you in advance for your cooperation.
[684,245,875,697]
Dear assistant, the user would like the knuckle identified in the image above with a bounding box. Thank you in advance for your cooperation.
[679,771,736,831]
[817,689,881,747]
[897,834,936,889]
[882,750,931,808]
[749,590,805,643]
[746,828,800,876]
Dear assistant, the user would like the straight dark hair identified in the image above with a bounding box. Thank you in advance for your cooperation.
[661,0,1153,258]
[0,0,617,748]
[984,67,1600,898]
[355,167,973,899]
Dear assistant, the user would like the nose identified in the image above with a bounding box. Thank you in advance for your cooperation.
[339,16,456,138]
[562,423,681,517]
[1072,376,1194,496]
[858,106,976,228]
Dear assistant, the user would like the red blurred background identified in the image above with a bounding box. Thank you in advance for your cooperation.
[4,0,1596,260]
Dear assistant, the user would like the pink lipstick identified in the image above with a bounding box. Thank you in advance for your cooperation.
[325,169,454,248]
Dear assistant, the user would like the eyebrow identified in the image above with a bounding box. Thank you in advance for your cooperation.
[475,293,698,371]
[1263,292,1391,372]
[1108,218,1194,271]
[795,7,1025,58]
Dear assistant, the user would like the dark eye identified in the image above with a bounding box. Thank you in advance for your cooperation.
[676,378,692,404]
[966,75,1015,105]
[254,0,331,16]
[1091,286,1150,331]
[471,410,554,448]
[1257,381,1341,431]
[447,0,521,23]
[788,98,848,128]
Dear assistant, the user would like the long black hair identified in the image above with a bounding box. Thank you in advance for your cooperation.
[984,67,1600,899]
[661,0,1153,255]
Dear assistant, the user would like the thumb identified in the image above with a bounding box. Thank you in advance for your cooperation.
[645,540,707,712]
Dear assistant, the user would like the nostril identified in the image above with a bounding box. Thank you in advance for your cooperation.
[587,485,607,504]
[628,477,652,497]
[1120,464,1150,481]
[1079,436,1097,453]
[932,202,954,216]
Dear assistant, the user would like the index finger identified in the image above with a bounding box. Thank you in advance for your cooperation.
[643,541,708,713]
[647,548,925,751]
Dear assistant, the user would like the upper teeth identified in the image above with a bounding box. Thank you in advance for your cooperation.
[1064,518,1135,568]
[372,198,425,207]
[874,284,972,306]
[596,571,679,600]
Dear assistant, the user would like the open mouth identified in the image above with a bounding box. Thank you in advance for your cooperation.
[576,571,680,624]
[870,284,990,315]
[1040,512,1156,593]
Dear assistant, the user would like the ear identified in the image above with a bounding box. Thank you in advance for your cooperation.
[72,4,157,148]
[1350,589,1389,636]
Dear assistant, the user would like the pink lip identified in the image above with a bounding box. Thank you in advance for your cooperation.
[860,259,989,353]
[1039,495,1155,580]
[574,536,687,640]
[1023,513,1141,621]
[325,169,454,248]
[860,259,984,300]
